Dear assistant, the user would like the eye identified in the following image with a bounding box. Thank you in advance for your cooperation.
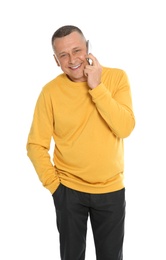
[74,49,81,54]
[60,54,67,58]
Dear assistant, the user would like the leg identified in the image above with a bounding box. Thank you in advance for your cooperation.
[52,184,89,260]
[89,188,125,260]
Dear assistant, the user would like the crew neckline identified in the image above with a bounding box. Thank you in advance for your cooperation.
[61,73,89,89]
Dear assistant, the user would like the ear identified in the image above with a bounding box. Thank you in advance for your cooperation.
[53,54,60,66]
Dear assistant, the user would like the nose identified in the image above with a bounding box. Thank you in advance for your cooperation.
[68,53,76,64]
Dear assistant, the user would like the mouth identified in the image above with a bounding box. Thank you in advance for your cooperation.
[69,64,81,70]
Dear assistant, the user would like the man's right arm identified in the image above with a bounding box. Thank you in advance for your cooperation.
[26,91,59,194]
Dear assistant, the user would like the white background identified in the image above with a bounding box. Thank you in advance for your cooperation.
[0,0,165,259]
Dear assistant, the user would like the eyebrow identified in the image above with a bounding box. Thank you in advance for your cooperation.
[58,47,81,56]
[58,52,67,56]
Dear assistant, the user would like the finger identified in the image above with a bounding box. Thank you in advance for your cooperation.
[84,69,88,77]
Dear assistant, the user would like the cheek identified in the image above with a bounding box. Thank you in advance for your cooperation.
[59,60,68,71]
[80,53,87,61]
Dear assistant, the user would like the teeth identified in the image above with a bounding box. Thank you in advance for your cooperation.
[71,65,80,69]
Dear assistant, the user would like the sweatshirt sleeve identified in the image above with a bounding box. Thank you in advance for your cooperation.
[26,90,59,194]
[89,70,135,138]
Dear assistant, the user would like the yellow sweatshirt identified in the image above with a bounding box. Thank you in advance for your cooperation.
[26,66,135,194]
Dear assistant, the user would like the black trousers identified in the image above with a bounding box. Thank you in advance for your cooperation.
[52,184,125,260]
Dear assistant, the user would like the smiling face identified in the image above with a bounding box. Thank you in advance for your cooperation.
[53,31,88,82]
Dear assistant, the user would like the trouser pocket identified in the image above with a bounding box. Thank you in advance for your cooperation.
[52,183,63,207]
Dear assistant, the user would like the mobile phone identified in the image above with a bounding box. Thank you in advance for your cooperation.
[87,40,92,54]
[86,40,92,65]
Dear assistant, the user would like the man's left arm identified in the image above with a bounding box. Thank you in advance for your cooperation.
[88,69,135,138]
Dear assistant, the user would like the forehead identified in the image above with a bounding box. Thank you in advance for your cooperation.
[53,31,86,52]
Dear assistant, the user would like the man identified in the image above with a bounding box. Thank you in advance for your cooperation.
[26,25,135,260]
